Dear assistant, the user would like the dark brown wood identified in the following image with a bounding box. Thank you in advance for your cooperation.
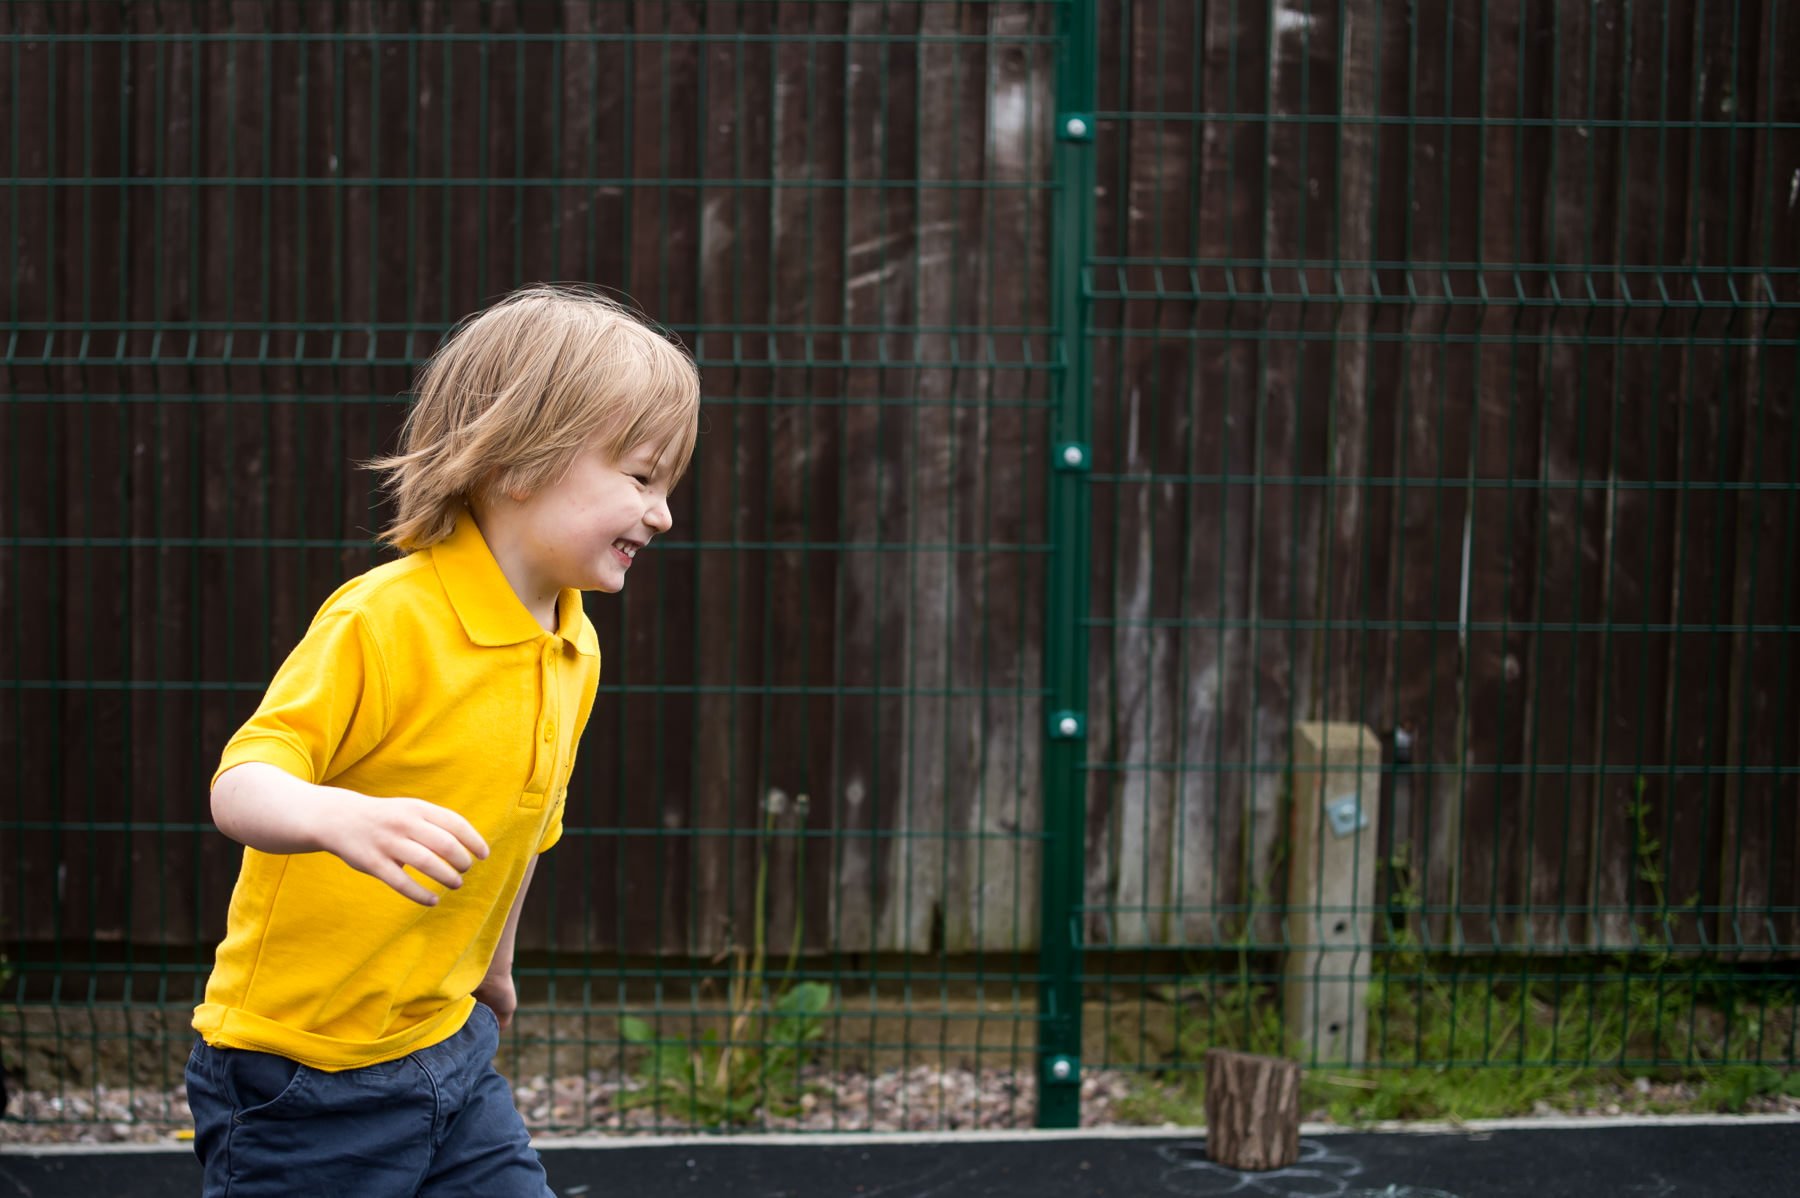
[1589,1,1685,949]
[1203,1048,1301,1172]
[1459,0,1554,950]
[2,0,1795,965]
[1654,0,1740,952]
[1718,0,1800,957]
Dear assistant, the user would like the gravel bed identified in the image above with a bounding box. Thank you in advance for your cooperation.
[2,1069,1794,1146]
[0,1067,1136,1145]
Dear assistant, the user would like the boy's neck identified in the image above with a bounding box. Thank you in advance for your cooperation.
[464,502,561,635]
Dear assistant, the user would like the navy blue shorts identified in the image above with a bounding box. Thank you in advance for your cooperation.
[185,1002,553,1198]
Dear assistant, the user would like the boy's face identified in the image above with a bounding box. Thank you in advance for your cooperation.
[505,436,676,596]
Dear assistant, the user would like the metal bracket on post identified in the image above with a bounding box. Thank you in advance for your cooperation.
[1042,1053,1081,1089]
[1057,113,1094,143]
[1324,792,1369,839]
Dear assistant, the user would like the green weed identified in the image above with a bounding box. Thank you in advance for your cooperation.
[1697,1066,1800,1113]
[619,979,833,1125]
[618,791,834,1127]
[1118,836,1796,1126]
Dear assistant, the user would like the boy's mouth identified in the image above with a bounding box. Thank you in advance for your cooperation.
[612,538,644,565]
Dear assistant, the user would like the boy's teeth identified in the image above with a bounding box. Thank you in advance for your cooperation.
[615,541,637,558]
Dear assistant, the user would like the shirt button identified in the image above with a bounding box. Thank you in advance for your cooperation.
[543,723,555,743]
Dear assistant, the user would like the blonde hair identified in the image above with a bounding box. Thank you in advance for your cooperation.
[371,284,701,552]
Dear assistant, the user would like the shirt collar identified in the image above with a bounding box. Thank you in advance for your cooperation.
[431,508,599,656]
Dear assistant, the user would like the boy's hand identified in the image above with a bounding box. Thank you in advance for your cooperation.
[472,972,518,1029]
[314,791,491,906]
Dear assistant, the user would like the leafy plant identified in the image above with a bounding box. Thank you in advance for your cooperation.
[1119,836,1798,1127]
[1626,776,1699,970]
[620,980,832,1125]
[618,791,834,1127]
[1698,1065,1800,1113]
[1115,859,1301,1123]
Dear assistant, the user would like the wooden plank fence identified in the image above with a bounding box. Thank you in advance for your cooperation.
[2,1,1794,966]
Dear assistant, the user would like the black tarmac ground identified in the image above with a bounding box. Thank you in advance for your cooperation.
[2,1118,1794,1197]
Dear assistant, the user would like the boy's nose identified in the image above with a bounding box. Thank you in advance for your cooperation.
[646,497,673,533]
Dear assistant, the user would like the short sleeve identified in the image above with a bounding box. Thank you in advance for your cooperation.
[213,609,391,789]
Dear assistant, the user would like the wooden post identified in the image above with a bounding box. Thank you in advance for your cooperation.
[1203,1048,1301,1171]
[1283,721,1383,1066]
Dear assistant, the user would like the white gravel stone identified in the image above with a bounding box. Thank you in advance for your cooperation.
[2,1068,1793,1144]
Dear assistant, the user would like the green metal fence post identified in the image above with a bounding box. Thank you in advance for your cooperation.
[1037,0,1097,1131]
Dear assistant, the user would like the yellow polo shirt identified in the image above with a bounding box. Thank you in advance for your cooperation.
[193,509,600,1070]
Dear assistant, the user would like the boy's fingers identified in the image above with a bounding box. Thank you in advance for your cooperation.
[394,843,465,891]
[376,862,438,907]
[413,823,476,873]
[419,804,489,860]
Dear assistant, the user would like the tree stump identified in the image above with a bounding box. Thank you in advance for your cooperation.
[1203,1048,1301,1171]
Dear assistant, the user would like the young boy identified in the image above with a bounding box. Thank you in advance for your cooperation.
[186,285,700,1196]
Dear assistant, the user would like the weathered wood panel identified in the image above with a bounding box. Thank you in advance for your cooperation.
[1459,0,1542,951]
[3,0,1794,969]
[1718,0,1800,955]
[1079,0,1797,956]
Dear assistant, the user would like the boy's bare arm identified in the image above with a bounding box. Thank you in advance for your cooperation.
[211,762,490,906]
[472,854,536,1028]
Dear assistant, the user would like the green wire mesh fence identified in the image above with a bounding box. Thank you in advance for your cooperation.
[1077,0,1799,1120]
[3,0,1064,1138]
[2,0,1796,1140]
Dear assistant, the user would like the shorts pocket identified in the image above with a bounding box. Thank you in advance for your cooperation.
[219,1048,311,1122]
